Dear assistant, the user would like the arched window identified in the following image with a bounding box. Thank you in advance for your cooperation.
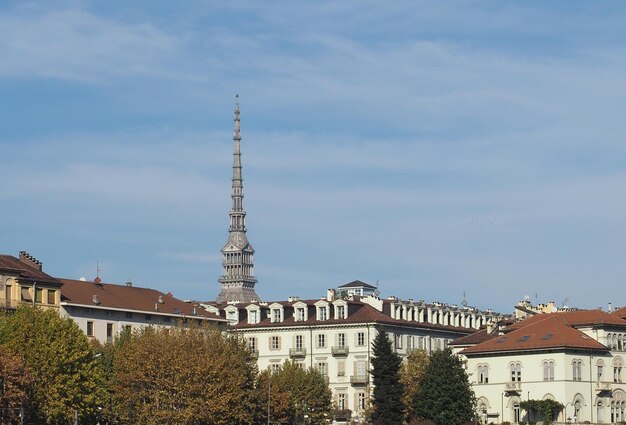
[477,365,487,384]
[572,359,583,381]
[614,358,624,383]
[597,400,604,423]
[597,360,605,382]
[478,402,488,424]
[513,402,521,423]
[574,400,581,421]
[510,362,522,382]
[542,361,554,381]
[608,333,613,349]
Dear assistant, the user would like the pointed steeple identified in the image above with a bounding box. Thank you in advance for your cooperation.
[216,96,260,304]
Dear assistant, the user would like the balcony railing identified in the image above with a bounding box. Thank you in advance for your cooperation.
[289,348,307,358]
[350,375,369,385]
[331,346,349,356]
[505,382,521,392]
[596,381,611,392]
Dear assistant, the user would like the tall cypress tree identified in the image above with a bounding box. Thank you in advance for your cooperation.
[370,329,404,425]
[412,348,476,425]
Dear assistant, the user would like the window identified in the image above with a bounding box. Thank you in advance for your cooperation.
[47,290,56,304]
[513,402,521,423]
[336,305,345,319]
[317,362,327,376]
[249,310,258,324]
[86,321,94,337]
[543,361,554,381]
[572,359,583,381]
[396,334,403,349]
[418,336,425,350]
[163,316,171,323]
[357,392,366,411]
[337,360,345,376]
[357,332,365,346]
[597,361,604,382]
[319,306,327,321]
[144,314,152,321]
[35,288,43,303]
[124,325,132,332]
[20,287,32,302]
[248,337,257,352]
[270,336,281,350]
[597,401,604,423]
[106,323,113,343]
[295,335,304,350]
[574,400,581,420]
[296,308,305,321]
[614,358,624,383]
[510,362,521,382]
[478,365,489,384]
[337,333,346,348]
[317,334,326,348]
[338,393,346,410]
[270,363,281,373]
[125,312,133,319]
[356,360,367,377]
[272,309,281,322]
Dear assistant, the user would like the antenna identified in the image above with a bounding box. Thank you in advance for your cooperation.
[96,260,102,279]
[462,291,468,307]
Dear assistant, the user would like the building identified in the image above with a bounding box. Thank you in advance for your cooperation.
[59,277,226,344]
[337,280,377,297]
[0,251,62,311]
[452,310,626,424]
[216,96,260,304]
[205,289,503,418]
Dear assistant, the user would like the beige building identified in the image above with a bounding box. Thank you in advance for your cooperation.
[0,251,62,311]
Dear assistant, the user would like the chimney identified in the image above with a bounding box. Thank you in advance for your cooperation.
[609,302,613,312]
[125,281,133,287]
[94,276,102,285]
[288,296,300,303]
[158,295,164,304]
[19,251,43,271]
[326,289,335,302]
[92,295,100,305]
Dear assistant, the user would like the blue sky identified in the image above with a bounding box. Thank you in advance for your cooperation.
[2,1,626,312]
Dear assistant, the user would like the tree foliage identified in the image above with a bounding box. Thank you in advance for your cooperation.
[0,346,34,424]
[520,399,564,425]
[255,360,332,425]
[111,324,257,425]
[400,349,430,418]
[369,329,404,425]
[411,348,476,425]
[0,306,106,425]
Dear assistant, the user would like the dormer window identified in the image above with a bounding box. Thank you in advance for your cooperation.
[296,308,305,321]
[249,310,258,324]
[319,306,327,321]
[272,308,281,322]
[337,305,345,319]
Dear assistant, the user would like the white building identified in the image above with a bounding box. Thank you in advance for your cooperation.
[452,309,626,424]
[205,289,503,419]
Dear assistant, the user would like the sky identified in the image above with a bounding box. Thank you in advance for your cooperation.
[2,1,626,313]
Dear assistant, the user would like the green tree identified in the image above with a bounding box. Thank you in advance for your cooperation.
[520,399,564,425]
[0,346,34,424]
[112,324,257,425]
[399,349,429,418]
[411,348,476,425]
[0,306,106,425]
[369,329,404,425]
[255,360,332,425]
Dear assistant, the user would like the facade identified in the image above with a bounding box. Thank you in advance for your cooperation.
[59,277,226,344]
[205,289,503,419]
[0,251,62,311]
[452,310,626,424]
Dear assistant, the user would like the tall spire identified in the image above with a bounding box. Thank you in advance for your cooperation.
[216,96,260,304]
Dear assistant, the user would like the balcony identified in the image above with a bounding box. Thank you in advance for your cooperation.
[332,346,349,356]
[350,375,369,385]
[289,348,307,358]
[505,382,522,392]
[596,381,611,392]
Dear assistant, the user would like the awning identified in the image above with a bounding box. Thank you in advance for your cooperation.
[20,287,32,301]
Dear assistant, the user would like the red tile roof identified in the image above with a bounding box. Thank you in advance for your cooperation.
[230,301,473,334]
[59,278,225,322]
[612,307,626,320]
[509,309,626,329]
[0,255,62,286]
[461,313,613,355]
[451,328,498,346]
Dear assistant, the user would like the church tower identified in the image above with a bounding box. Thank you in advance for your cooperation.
[216,96,260,304]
